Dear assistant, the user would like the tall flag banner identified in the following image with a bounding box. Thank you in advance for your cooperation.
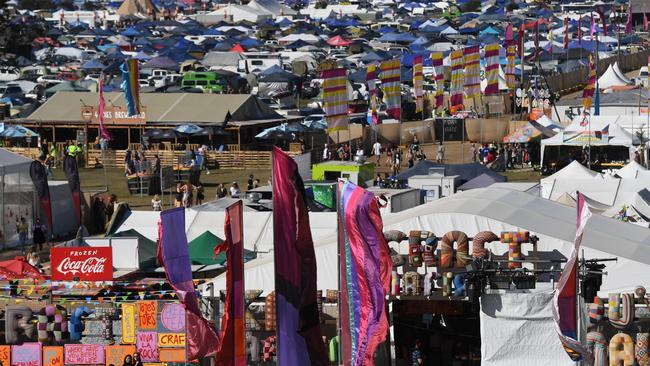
[29,161,52,230]
[431,52,444,109]
[338,180,392,366]
[484,44,500,95]
[272,147,327,366]
[380,60,401,120]
[596,6,608,35]
[644,5,648,32]
[552,192,591,361]
[625,4,633,35]
[582,55,596,109]
[413,56,424,114]
[505,24,513,42]
[214,201,245,366]
[647,56,650,116]
[366,64,378,125]
[534,21,539,49]
[321,68,349,131]
[63,155,81,224]
[463,46,481,100]
[159,208,220,360]
[564,17,570,49]
[98,75,111,140]
[450,49,464,111]
[590,12,596,36]
[120,59,140,116]
[578,16,582,46]
[517,27,525,58]
[506,41,516,89]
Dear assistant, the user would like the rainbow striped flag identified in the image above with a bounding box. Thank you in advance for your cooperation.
[380,59,401,120]
[413,56,424,114]
[366,64,379,125]
[431,52,444,110]
[463,46,481,100]
[450,50,464,110]
[322,68,349,131]
[582,55,596,110]
[338,180,392,366]
[484,44,500,95]
[506,41,516,89]
[121,59,141,116]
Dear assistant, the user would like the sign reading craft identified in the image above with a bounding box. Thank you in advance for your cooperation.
[81,105,147,125]
[50,247,113,281]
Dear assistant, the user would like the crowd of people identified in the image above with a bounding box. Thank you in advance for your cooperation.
[470,142,532,171]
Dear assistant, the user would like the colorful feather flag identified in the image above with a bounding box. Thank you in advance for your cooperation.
[413,56,424,114]
[380,59,401,120]
[98,74,111,140]
[338,180,392,366]
[272,147,328,366]
[450,49,464,111]
[463,46,481,100]
[517,26,525,58]
[564,16,569,49]
[644,5,648,32]
[484,44,500,95]
[578,16,582,46]
[582,55,596,110]
[534,21,539,49]
[552,192,591,361]
[322,68,349,131]
[214,201,245,366]
[506,41,516,90]
[120,59,140,116]
[505,24,513,42]
[431,52,444,110]
[596,6,608,35]
[626,5,633,35]
[590,12,596,36]
[29,161,52,230]
[366,64,378,125]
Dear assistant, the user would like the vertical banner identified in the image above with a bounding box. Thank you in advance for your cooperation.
[122,303,137,344]
[413,56,424,114]
[582,55,596,110]
[564,16,570,49]
[42,347,63,366]
[463,46,481,101]
[105,345,136,366]
[431,52,444,110]
[450,49,464,111]
[11,343,41,366]
[29,161,53,230]
[121,59,141,116]
[98,75,111,140]
[366,64,378,125]
[380,59,402,120]
[0,345,10,366]
[137,332,159,362]
[321,68,349,131]
[63,155,81,224]
[506,41,516,90]
[138,301,158,330]
[484,44,500,95]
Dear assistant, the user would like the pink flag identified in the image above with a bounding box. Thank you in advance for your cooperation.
[625,5,633,35]
[564,17,569,49]
[98,75,111,140]
[505,24,513,41]
[578,16,582,46]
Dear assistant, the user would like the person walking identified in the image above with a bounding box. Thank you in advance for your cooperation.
[470,143,477,163]
[372,140,382,164]
[16,217,28,254]
[436,141,445,163]
[151,194,162,211]
[32,218,47,252]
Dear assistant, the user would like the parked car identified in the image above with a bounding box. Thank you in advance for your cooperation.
[0,66,20,82]
[0,84,25,99]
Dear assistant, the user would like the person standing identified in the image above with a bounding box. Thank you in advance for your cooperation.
[372,140,382,164]
[32,218,47,252]
[411,339,425,365]
[216,183,228,199]
[436,141,445,163]
[470,143,477,163]
[247,174,255,190]
[230,182,241,197]
[151,195,162,211]
[16,217,28,254]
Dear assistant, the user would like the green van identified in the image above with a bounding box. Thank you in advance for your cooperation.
[181,72,224,93]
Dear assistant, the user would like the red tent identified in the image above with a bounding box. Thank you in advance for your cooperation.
[327,35,351,47]
[0,258,44,280]
[229,43,245,53]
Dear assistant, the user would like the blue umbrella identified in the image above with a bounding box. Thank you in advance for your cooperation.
[175,124,203,135]
[0,125,39,138]
[255,125,293,140]
[302,120,327,130]
[286,122,307,133]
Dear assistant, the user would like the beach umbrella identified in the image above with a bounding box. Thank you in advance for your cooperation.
[174,124,204,135]
[255,126,293,140]
[144,129,179,140]
[302,120,327,130]
[0,125,39,138]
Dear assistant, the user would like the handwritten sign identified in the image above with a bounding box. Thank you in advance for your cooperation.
[0,345,10,366]
[64,344,104,365]
[42,347,62,366]
[157,333,186,348]
[158,303,185,333]
[105,345,135,366]
[11,343,41,366]
[122,303,136,344]
[137,301,157,330]
[136,332,158,363]
[157,349,186,363]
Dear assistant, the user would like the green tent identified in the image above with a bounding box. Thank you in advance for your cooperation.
[110,229,158,270]
[188,231,256,266]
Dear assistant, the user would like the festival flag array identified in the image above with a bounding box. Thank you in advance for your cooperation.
[272,147,327,365]
[463,46,481,100]
[431,52,444,109]
[552,192,591,361]
[506,41,516,89]
[214,201,245,366]
[338,180,392,366]
[321,68,349,131]
[450,49,464,111]
[582,55,596,110]
[120,59,140,116]
[413,56,424,114]
[380,59,402,120]
[484,44,500,95]
[98,74,111,140]
[366,64,378,125]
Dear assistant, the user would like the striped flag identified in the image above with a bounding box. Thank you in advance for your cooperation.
[338,180,392,366]
[214,201,246,366]
[552,192,591,361]
[98,74,111,140]
[121,59,140,116]
[463,46,481,100]
[450,49,464,111]
[484,44,500,95]
[431,52,444,109]
[506,41,516,89]
[582,55,596,109]
[366,64,378,125]
[413,56,424,114]
[380,59,401,120]
[322,68,349,131]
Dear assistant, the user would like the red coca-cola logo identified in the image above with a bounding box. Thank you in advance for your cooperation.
[51,247,113,281]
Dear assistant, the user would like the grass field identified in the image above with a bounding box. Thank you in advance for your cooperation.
[51,166,271,210]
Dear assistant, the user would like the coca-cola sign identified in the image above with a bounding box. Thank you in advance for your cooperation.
[51,247,113,281]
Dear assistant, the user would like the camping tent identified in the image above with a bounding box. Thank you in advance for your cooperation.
[110,228,158,270]
[189,230,257,265]
[597,64,631,90]
[0,149,35,247]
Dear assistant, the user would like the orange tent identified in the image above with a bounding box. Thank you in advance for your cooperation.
[229,43,245,53]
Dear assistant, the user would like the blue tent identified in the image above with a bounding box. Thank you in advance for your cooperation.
[378,32,417,43]
[121,27,141,37]
[105,50,127,61]
[410,36,430,46]
[133,51,152,61]
[141,56,179,70]
[360,50,390,63]
[80,58,106,70]
[479,26,501,37]
[239,38,260,48]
